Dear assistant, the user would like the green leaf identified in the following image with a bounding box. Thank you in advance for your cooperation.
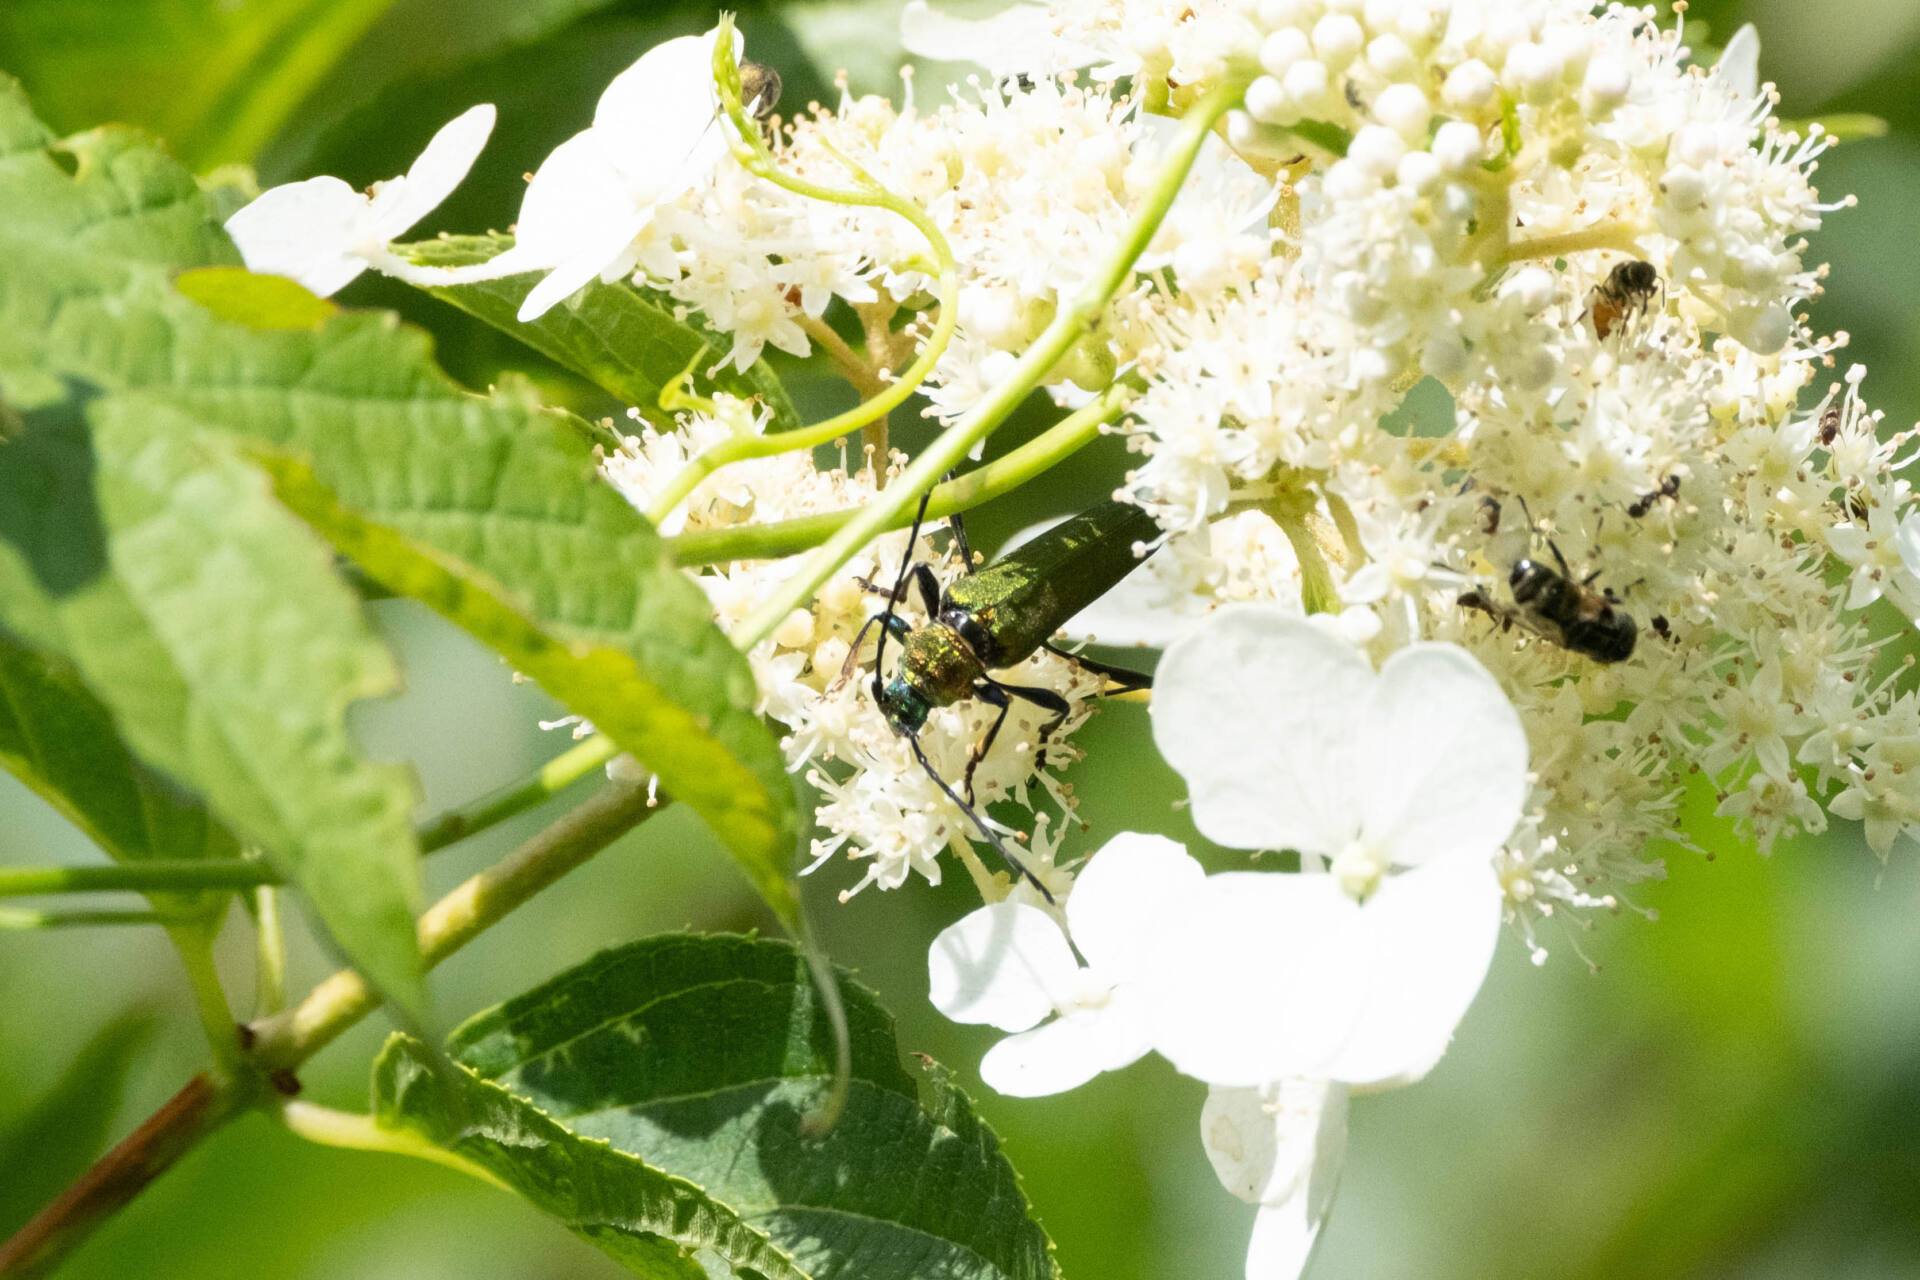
[0,629,240,867]
[0,87,427,1013]
[0,1012,159,1238]
[375,935,1061,1280]
[0,81,802,939]
[0,0,402,168]
[402,235,800,430]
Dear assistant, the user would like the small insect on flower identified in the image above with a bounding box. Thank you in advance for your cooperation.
[1627,474,1681,519]
[850,494,1160,892]
[1460,541,1638,664]
[1588,259,1662,341]
[1818,403,1845,447]
[739,60,783,119]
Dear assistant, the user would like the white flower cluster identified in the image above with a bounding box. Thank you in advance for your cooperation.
[220,0,1920,1042]
[216,3,1920,1274]
[914,0,1919,946]
[601,399,1103,899]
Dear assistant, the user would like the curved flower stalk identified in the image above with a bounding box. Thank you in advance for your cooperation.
[224,104,495,296]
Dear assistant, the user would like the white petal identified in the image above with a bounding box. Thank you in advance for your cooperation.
[369,103,496,240]
[223,177,370,297]
[929,901,1078,1033]
[509,131,632,269]
[1065,831,1206,977]
[515,201,652,322]
[1139,871,1369,1086]
[1718,24,1761,99]
[1201,1079,1346,1204]
[594,27,737,200]
[900,2,1088,79]
[1895,514,1920,578]
[595,28,733,135]
[1245,1195,1327,1280]
[1152,607,1372,854]
[979,1005,1150,1097]
[1204,1080,1347,1280]
[1356,643,1528,869]
[1319,852,1503,1087]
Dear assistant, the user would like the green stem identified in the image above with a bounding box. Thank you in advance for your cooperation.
[1274,510,1341,615]
[643,25,962,528]
[251,883,287,1018]
[277,1102,513,1192]
[0,782,660,1276]
[248,779,661,1070]
[0,740,618,904]
[0,861,277,896]
[667,380,1136,566]
[0,906,205,928]
[166,926,242,1077]
[415,734,619,854]
[1501,223,1645,265]
[730,76,1251,650]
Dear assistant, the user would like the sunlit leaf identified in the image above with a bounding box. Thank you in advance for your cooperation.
[0,82,802,960]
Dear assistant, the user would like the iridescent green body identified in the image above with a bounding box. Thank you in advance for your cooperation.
[944,500,1162,667]
[879,499,1160,729]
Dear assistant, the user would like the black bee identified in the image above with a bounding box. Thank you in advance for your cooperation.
[739,61,783,120]
[1818,404,1844,447]
[1461,542,1638,664]
[1589,259,1661,340]
[1627,474,1680,519]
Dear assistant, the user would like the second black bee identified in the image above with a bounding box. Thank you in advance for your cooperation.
[1461,546,1638,664]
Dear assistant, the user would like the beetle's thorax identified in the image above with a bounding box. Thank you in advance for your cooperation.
[896,621,987,711]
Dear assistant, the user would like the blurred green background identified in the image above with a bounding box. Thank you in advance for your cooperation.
[5,0,1920,1276]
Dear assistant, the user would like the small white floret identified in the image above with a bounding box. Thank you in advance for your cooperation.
[224,104,495,296]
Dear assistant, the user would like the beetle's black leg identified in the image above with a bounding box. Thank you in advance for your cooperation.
[904,731,1051,902]
[963,682,1012,804]
[967,675,1075,786]
[835,611,911,690]
[1040,641,1154,693]
[853,563,944,616]
[948,508,978,575]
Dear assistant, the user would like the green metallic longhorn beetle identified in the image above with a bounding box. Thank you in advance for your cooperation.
[851,494,1161,895]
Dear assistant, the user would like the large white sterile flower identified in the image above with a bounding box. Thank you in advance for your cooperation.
[1143,607,1528,1087]
[444,28,741,322]
[928,833,1204,1096]
[224,104,494,296]
[1203,1080,1347,1280]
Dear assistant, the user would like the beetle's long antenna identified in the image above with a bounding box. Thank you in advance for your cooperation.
[873,487,1053,901]
[907,733,1053,903]
[873,491,933,683]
